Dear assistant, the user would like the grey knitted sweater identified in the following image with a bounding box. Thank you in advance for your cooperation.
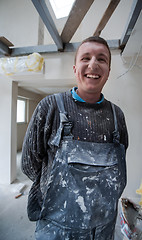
[21,90,128,221]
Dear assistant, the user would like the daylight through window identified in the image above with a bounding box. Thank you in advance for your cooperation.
[49,0,75,19]
[17,98,27,123]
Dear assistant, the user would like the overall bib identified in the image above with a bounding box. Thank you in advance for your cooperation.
[35,94,126,240]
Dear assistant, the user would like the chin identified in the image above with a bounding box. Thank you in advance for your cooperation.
[86,89,98,94]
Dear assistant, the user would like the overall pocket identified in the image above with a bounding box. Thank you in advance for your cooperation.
[65,141,122,228]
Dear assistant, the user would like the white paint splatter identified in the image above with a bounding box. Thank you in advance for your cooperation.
[64,201,67,208]
[86,186,94,195]
[73,189,79,194]
[76,196,86,212]
[106,178,113,187]
[105,210,109,218]
[61,180,67,187]
[82,176,98,181]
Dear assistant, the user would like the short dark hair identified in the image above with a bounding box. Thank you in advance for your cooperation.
[74,36,111,67]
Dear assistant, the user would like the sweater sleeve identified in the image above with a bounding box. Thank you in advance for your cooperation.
[21,99,51,182]
[120,113,129,151]
[115,104,129,151]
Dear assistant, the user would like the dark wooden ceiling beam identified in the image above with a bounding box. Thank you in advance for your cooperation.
[9,39,120,57]
[0,37,13,56]
[93,0,121,36]
[120,0,142,50]
[31,0,63,50]
[61,0,95,44]
[0,40,9,55]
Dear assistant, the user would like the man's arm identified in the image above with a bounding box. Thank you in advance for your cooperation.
[115,104,129,151]
[21,100,48,182]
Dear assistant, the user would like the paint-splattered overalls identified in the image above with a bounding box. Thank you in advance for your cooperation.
[35,94,126,240]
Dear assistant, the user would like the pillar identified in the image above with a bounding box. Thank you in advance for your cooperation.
[0,74,18,184]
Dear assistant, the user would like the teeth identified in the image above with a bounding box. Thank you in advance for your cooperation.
[86,74,100,79]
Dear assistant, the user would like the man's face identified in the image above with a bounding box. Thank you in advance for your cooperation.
[73,41,110,96]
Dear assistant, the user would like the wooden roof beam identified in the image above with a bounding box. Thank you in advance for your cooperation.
[93,0,121,36]
[0,37,13,56]
[61,0,95,44]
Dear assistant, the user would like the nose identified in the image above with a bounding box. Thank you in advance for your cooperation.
[88,57,99,70]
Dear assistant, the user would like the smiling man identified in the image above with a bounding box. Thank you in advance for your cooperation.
[22,36,128,240]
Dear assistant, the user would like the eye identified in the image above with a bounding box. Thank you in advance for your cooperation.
[98,58,106,63]
[81,57,90,61]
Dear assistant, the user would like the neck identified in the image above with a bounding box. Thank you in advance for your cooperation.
[77,88,102,104]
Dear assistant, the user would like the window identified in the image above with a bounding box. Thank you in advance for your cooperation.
[49,0,75,19]
[17,98,27,123]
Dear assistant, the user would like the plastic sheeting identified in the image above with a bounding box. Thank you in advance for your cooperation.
[0,52,44,76]
[120,198,142,239]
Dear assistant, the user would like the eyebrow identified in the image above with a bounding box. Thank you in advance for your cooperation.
[80,52,89,57]
[98,53,109,58]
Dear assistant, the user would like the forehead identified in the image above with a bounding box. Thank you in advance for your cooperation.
[77,41,110,58]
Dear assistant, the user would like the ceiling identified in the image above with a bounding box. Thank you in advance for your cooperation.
[0,0,142,96]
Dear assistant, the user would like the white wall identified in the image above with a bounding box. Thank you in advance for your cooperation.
[0,75,17,184]
[17,123,28,152]
[0,0,39,47]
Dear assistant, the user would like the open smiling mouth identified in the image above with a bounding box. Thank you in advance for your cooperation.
[85,74,101,79]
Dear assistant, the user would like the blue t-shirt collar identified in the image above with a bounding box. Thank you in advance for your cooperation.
[71,87,104,104]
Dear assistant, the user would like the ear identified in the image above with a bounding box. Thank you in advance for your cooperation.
[73,65,76,74]
[108,67,111,78]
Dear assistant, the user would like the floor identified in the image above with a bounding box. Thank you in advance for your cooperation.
[0,152,127,240]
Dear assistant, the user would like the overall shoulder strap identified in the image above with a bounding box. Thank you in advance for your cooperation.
[110,102,120,144]
[51,93,72,147]
[54,93,67,115]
